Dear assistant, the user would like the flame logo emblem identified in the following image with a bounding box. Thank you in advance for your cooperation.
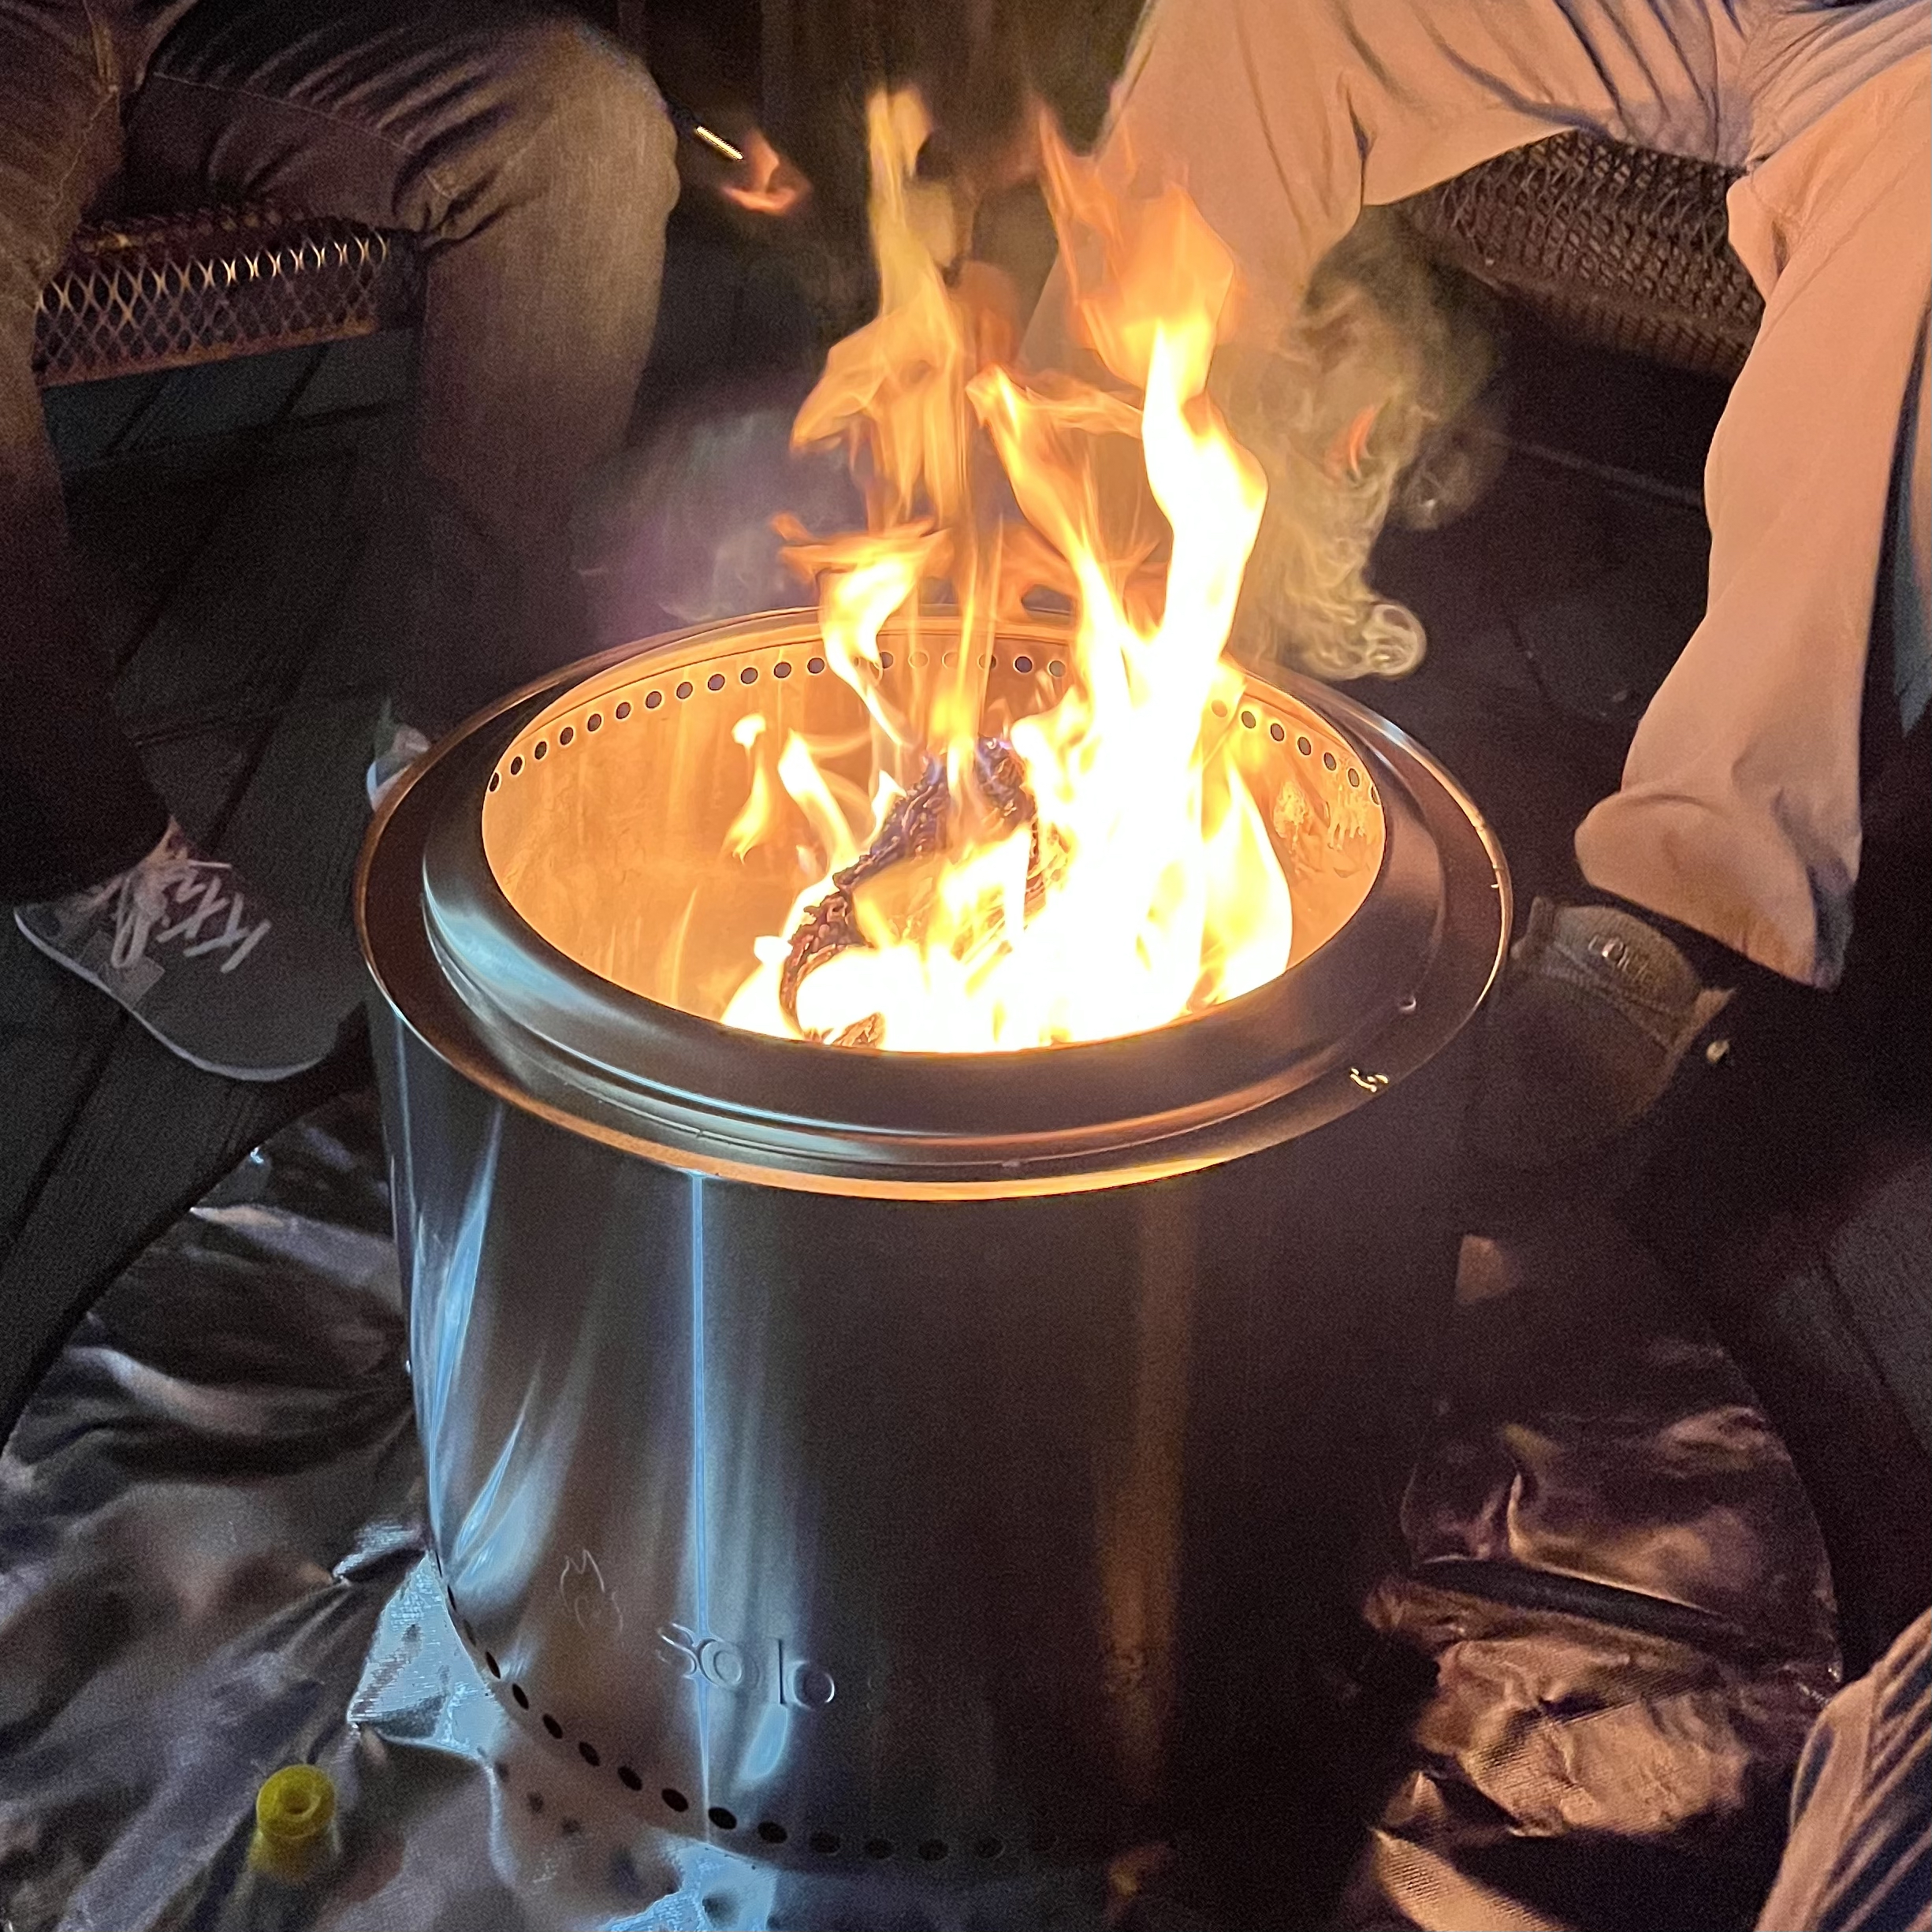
[559,1550,623,1635]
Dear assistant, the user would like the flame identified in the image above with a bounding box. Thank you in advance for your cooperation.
[720,99,1292,1052]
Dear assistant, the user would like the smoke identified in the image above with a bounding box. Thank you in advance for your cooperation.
[576,169,1499,684]
[574,380,865,644]
[1212,207,1501,682]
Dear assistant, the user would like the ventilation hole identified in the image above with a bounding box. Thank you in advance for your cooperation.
[1048,659,1066,679]
[492,1759,509,1783]
[974,1837,1004,1859]
[618,1766,642,1792]
[1211,700,1228,719]
[483,1651,500,1677]
[542,1714,563,1739]
[910,649,929,668]
[1370,784,1381,803]
[1348,765,1361,787]
[758,1821,788,1845]
[618,698,636,719]
[487,772,501,792]
[1296,735,1312,757]
[1323,750,1338,771]
[586,713,602,732]
[918,1841,947,1863]
[509,756,523,776]
[707,673,726,692]
[807,656,826,674]
[1241,709,1256,728]
[978,653,990,667]
[810,1831,841,1856]
[1270,720,1286,743]
[773,661,792,679]
[661,1788,690,1814]
[560,1818,583,1837]
[579,1741,601,1767]
[557,726,574,746]
[1013,654,1033,674]
[638,696,657,716]
[878,650,895,669]
[943,650,957,667]
[740,665,758,684]
[676,681,693,700]
[708,1807,738,1831]
[534,741,548,761]
[446,1585,457,1614]
[527,1791,545,1815]
[511,1684,529,1709]
[462,1621,477,1646]
[864,1838,893,1861]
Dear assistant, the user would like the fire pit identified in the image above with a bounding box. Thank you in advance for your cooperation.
[356,606,1506,1876]
[357,93,1509,1886]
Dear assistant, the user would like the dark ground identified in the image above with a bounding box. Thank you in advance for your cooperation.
[4,214,1927,1676]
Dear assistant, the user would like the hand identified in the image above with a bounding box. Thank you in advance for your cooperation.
[721,128,812,217]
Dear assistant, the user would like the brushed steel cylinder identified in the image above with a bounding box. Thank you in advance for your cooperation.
[358,613,1509,1876]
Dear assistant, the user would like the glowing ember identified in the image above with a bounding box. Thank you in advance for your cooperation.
[720,95,1292,1052]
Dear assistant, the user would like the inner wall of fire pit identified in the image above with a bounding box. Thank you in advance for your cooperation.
[480,612,1386,1029]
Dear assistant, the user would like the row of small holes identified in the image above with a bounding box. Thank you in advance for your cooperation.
[486,699,1375,812]
[451,1588,1029,1865]
[872,649,1065,679]
[456,1599,657,1814]
[493,657,832,786]
[1231,712,1370,795]
[493,648,1093,791]
[873,649,1059,679]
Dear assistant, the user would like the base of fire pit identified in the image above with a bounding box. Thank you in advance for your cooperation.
[0,1099,1838,1932]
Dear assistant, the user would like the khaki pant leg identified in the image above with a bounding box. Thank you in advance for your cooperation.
[1576,49,1932,984]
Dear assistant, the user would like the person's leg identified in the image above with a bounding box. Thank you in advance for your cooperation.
[125,0,679,733]
[1576,41,1932,986]
[0,0,171,903]
[1754,1607,1930,1932]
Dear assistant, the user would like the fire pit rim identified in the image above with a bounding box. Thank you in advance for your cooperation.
[359,616,1509,1197]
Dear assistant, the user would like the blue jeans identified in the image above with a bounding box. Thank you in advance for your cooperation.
[0,0,677,899]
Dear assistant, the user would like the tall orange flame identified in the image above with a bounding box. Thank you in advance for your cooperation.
[720,97,1293,1052]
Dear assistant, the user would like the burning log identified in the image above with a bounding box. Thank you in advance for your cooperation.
[779,757,948,1033]
[778,736,1052,1040]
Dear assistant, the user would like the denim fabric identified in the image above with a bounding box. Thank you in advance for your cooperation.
[1,0,676,900]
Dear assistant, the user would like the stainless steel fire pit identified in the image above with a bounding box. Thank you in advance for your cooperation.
[357,609,1508,1878]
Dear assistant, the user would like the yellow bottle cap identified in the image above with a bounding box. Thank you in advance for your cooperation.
[250,1764,337,1881]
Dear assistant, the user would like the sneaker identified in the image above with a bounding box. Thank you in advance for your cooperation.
[1469,897,1735,1171]
[13,823,367,1082]
[366,722,430,812]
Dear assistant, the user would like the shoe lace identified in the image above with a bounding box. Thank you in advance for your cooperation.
[106,839,272,977]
